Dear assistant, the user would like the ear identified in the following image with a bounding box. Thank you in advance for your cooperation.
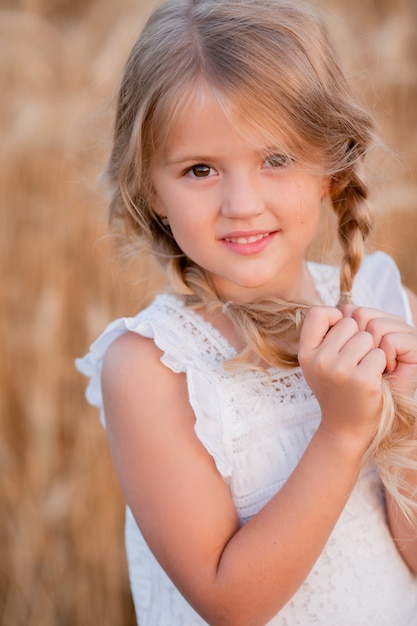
[321,175,330,200]
[148,187,166,218]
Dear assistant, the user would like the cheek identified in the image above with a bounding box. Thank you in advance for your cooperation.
[295,196,322,236]
[293,183,321,224]
[165,207,200,247]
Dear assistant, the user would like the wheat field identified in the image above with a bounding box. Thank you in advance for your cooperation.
[0,0,416,624]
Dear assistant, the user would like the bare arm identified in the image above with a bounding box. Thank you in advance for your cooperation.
[102,307,386,626]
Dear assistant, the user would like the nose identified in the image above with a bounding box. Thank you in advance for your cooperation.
[220,172,265,219]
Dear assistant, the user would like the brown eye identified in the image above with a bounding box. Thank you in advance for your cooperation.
[189,164,212,177]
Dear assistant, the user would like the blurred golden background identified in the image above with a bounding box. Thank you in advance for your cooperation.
[0,0,416,624]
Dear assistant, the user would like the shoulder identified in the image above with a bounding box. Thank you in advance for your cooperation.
[309,252,403,309]
[357,250,398,280]
[404,287,417,326]
[354,251,398,302]
[75,293,188,418]
[99,294,194,430]
[101,329,186,422]
[354,251,413,322]
[101,329,164,389]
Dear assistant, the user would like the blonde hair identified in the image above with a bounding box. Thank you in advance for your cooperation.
[105,0,417,522]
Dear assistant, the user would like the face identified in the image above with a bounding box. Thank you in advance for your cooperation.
[150,84,329,303]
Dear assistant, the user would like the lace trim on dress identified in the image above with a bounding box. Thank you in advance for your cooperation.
[75,252,417,626]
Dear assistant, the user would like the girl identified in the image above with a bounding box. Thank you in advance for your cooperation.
[76,0,417,624]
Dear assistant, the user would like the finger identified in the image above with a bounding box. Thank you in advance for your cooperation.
[343,305,413,347]
[337,330,379,366]
[339,303,357,318]
[299,306,343,352]
[341,304,401,327]
[350,306,404,332]
[320,333,386,388]
[356,347,387,378]
[380,331,417,372]
[322,317,362,355]
[366,318,416,351]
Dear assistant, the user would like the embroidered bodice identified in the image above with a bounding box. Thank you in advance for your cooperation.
[76,252,417,625]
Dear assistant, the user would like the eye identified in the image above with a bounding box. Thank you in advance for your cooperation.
[264,153,292,169]
[186,164,215,178]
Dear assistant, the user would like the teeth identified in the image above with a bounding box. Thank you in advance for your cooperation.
[225,233,269,244]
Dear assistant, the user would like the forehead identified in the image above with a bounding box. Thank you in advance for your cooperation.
[152,79,292,158]
[161,88,259,163]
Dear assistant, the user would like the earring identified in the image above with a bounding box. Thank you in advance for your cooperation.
[161,217,169,226]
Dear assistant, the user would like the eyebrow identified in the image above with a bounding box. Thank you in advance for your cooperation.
[164,154,216,166]
[163,145,290,166]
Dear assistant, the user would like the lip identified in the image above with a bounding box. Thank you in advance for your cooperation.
[220,230,279,255]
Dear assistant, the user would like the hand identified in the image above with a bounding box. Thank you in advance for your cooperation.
[298,306,387,446]
[342,305,417,399]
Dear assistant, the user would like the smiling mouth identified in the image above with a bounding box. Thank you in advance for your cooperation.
[223,233,271,244]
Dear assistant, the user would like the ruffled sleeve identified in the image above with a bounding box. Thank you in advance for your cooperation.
[75,314,182,426]
[75,297,233,479]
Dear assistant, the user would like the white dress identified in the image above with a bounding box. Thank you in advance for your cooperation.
[76,252,417,626]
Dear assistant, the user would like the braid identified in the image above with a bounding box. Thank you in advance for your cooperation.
[329,162,373,306]
[329,161,417,525]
